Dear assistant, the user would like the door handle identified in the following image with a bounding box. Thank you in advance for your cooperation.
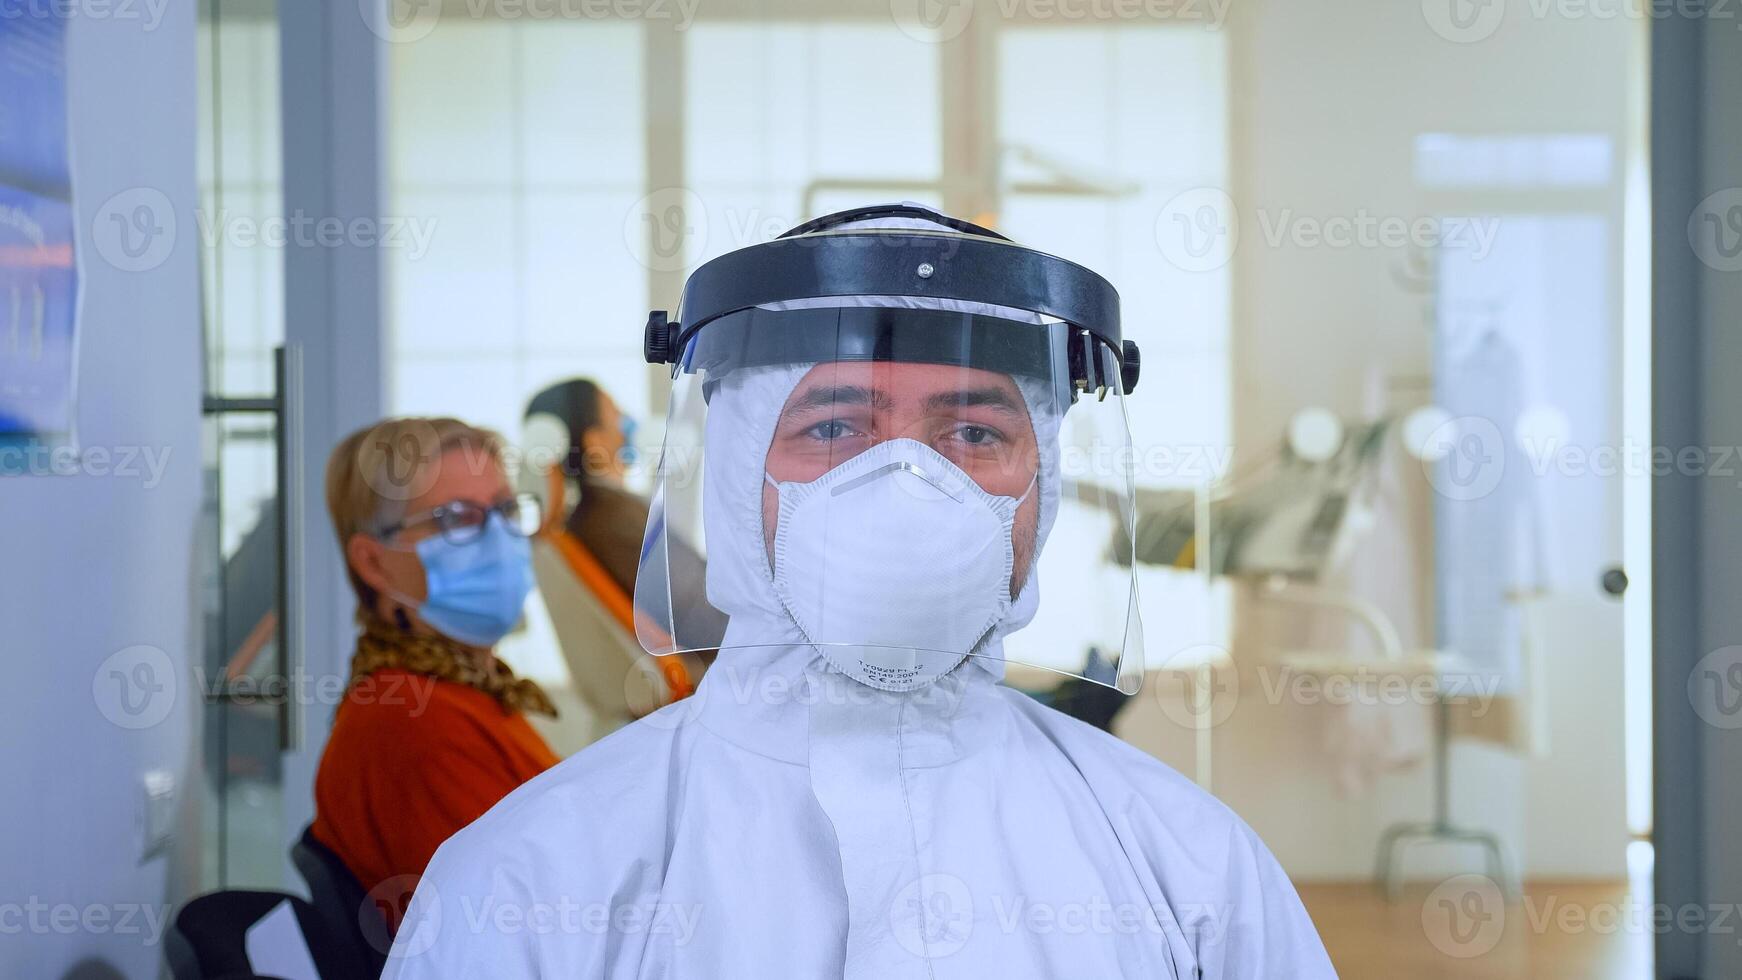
[274,344,305,751]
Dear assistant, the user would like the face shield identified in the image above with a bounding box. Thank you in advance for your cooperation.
[634,205,1146,694]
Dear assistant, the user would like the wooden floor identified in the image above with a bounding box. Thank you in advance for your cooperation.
[1297,881,1652,979]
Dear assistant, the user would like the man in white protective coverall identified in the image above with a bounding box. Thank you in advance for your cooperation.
[382,206,1336,979]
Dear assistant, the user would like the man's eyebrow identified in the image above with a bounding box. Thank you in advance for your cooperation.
[923,386,1025,415]
[780,384,888,417]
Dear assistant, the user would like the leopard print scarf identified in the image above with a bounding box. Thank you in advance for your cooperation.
[347,610,557,717]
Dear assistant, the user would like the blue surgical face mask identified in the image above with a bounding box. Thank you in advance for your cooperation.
[410,513,535,647]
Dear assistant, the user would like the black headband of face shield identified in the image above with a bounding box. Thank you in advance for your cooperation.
[681,305,1063,389]
[643,229,1141,397]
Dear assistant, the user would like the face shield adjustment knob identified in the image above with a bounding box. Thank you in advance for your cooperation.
[1121,340,1141,394]
[645,310,680,364]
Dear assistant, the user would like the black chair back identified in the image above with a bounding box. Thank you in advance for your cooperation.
[291,825,391,976]
[164,889,368,979]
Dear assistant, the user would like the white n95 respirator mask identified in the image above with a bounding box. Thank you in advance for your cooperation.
[765,438,1034,691]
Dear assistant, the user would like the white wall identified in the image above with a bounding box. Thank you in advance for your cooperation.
[0,7,203,978]
[1116,0,1638,881]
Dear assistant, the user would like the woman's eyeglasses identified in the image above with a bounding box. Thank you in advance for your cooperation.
[377,493,543,544]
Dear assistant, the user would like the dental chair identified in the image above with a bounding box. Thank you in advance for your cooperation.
[526,463,700,750]
[1110,411,1513,900]
[290,825,388,978]
[164,890,365,979]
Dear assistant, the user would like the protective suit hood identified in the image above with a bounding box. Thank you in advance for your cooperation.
[699,360,1064,691]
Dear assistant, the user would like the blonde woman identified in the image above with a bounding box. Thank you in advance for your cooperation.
[310,417,557,930]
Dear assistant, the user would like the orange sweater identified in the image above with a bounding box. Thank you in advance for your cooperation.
[311,667,558,929]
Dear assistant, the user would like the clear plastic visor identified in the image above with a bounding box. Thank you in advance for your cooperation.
[633,306,1144,694]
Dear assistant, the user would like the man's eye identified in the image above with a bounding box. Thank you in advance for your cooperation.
[956,425,999,446]
[806,419,857,440]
